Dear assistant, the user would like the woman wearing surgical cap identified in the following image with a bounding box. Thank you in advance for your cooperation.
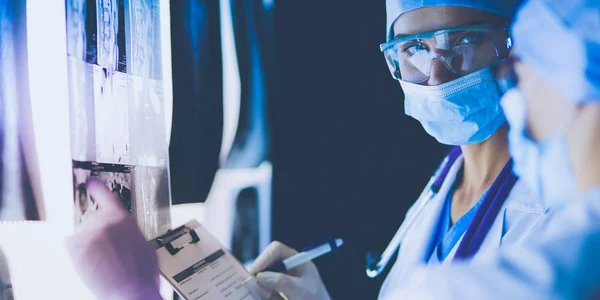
[380,0,600,298]
[249,1,557,299]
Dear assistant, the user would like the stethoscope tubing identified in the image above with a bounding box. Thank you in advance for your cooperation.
[366,147,462,278]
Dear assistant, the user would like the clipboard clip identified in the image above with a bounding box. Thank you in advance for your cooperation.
[156,225,200,256]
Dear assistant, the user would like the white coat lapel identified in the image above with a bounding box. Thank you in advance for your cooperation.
[499,180,547,244]
[478,178,546,252]
[442,176,546,261]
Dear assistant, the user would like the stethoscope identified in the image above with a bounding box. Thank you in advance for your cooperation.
[365,147,517,278]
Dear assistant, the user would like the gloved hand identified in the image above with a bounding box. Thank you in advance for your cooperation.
[248,241,331,300]
[65,178,162,300]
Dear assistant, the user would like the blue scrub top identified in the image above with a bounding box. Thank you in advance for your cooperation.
[426,176,486,263]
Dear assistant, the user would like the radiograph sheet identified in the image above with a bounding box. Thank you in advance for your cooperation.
[66,0,170,238]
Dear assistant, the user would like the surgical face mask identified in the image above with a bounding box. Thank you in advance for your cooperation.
[500,88,576,208]
[401,64,506,145]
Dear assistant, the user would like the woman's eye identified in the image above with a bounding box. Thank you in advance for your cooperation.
[455,32,481,46]
[401,42,429,56]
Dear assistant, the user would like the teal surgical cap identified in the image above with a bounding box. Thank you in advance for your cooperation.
[386,0,524,40]
[513,0,600,104]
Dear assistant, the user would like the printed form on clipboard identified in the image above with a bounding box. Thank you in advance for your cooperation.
[151,220,266,300]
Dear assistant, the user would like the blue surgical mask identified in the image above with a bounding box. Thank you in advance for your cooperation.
[400,65,507,145]
[500,88,576,208]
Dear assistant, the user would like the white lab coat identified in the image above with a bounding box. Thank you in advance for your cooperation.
[381,187,600,300]
[379,154,555,299]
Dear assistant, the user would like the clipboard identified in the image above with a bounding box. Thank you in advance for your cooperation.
[151,220,264,300]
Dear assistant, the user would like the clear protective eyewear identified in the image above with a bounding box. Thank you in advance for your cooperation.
[380,23,512,84]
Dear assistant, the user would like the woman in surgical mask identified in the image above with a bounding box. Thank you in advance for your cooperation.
[379,0,600,297]
[249,1,558,299]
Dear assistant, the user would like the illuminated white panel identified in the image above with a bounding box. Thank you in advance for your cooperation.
[0,225,93,299]
[159,1,174,298]
[26,0,74,231]
[219,0,242,164]
[160,0,173,143]
[0,0,176,298]
[202,162,272,252]
[0,0,87,299]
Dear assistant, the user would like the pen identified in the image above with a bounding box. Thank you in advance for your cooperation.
[264,238,344,273]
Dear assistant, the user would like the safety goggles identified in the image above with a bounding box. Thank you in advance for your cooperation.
[380,24,512,84]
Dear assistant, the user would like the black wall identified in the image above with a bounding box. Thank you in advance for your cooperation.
[271,1,449,299]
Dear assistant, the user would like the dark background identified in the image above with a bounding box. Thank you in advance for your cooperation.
[271,1,448,299]
[168,0,449,298]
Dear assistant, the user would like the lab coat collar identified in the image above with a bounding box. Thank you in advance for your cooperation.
[477,175,547,253]
[436,161,547,265]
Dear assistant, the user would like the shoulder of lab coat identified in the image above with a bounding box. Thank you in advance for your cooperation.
[379,157,554,299]
[380,188,600,300]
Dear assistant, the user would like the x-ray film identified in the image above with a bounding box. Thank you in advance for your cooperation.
[66,0,170,238]
[125,0,162,79]
[72,160,132,224]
